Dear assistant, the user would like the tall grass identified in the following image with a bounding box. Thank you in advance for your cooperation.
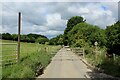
[1,40,61,78]
[84,46,120,77]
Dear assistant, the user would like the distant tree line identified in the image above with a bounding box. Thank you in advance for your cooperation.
[1,33,49,44]
[49,34,64,45]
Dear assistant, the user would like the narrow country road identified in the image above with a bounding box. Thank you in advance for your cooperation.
[37,47,91,78]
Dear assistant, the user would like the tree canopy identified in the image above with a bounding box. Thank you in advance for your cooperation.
[68,22,106,47]
[64,16,85,46]
[49,34,64,45]
[106,21,120,55]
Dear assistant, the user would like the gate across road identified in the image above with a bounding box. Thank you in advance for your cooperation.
[0,43,18,66]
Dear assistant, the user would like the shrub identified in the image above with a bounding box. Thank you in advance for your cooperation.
[106,21,120,55]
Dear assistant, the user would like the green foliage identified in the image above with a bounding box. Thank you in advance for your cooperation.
[84,46,120,77]
[99,58,120,77]
[84,47,93,55]
[27,33,47,39]
[73,39,88,47]
[11,34,18,41]
[0,33,2,39]
[20,34,36,43]
[36,37,49,44]
[64,16,85,35]
[2,33,12,40]
[49,34,64,45]
[68,22,106,47]
[2,33,49,43]
[63,16,120,77]
[45,42,49,45]
[106,21,120,55]
[64,16,85,45]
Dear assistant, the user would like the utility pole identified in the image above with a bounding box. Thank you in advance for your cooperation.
[17,12,21,63]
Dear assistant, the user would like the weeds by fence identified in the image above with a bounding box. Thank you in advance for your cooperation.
[84,47,120,77]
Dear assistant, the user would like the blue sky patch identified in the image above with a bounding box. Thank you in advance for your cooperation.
[101,5,107,11]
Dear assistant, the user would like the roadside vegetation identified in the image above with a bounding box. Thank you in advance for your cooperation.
[1,40,61,78]
[50,16,120,77]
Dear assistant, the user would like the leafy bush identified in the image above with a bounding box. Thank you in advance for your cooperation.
[73,39,89,47]
[68,22,106,47]
[85,47,93,55]
[49,34,64,45]
[85,47,120,77]
[106,21,120,55]
[99,58,120,77]
[36,37,49,44]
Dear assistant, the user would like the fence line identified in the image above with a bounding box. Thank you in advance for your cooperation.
[0,43,17,45]
[1,43,18,66]
[71,47,85,58]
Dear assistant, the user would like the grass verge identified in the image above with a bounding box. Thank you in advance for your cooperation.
[1,40,61,78]
[84,46,120,77]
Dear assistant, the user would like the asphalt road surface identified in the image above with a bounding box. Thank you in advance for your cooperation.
[38,47,91,78]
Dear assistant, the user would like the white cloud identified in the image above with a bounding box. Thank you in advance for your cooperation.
[68,7,90,14]
[1,2,118,38]
[46,13,67,30]
[0,25,2,33]
[46,13,62,26]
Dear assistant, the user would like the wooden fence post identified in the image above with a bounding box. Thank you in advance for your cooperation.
[17,12,21,63]
[83,48,85,58]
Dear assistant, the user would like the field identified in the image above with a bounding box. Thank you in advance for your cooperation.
[1,40,61,78]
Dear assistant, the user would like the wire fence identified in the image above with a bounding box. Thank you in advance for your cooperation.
[0,43,18,66]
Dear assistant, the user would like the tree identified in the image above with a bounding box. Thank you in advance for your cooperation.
[11,34,18,41]
[2,33,12,40]
[49,34,64,45]
[106,21,120,55]
[27,33,47,39]
[29,37,35,43]
[68,22,106,47]
[0,33,2,39]
[49,38,56,45]
[64,16,85,46]
[21,35,30,42]
[36,37,49,44]
[64,16,85,34]
[73,39,88,47]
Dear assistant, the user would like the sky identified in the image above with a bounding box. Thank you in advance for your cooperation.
[0,1,119,39]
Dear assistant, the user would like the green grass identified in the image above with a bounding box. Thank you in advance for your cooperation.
[1,40,61,78]
[84,47,120,77]
[71,46,120,77]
